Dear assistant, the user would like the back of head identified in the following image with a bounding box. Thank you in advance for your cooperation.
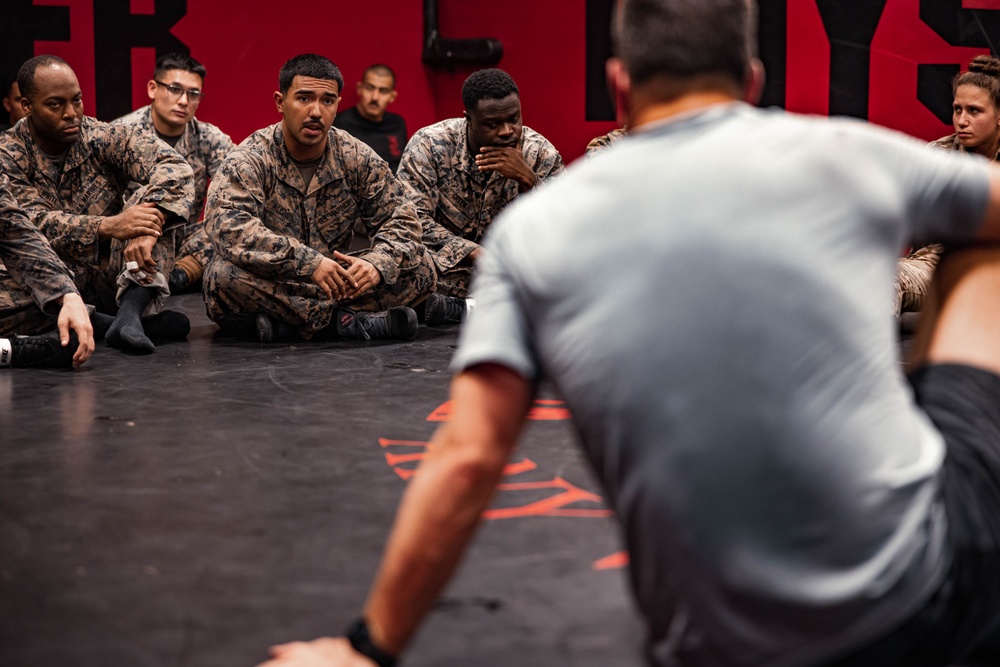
[614,0,755,91]
[954,54,1000,108]
[17,54,70,101]
[462,68,519,110]
[155,53,207,81]
[279,54,344,95]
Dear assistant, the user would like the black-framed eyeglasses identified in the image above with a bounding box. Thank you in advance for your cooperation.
[154,80,203,102]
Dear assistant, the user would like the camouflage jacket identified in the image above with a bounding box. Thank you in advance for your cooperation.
[929,132,1000,158]
[0,174,78,312]
[113,105,234,221]
[397,118,564,272]
[205,123,425,286]
[585,127,627,157]
[0,116,194,267]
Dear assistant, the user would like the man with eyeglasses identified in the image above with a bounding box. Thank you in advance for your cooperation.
[0,55,194,355]
[115,53,235,295]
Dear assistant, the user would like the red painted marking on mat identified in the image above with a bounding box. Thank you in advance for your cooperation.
[592,551,629,570]
[426,399,571,422]
[484,476,611,520]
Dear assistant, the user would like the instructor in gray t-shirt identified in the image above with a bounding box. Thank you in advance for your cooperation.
[252,2,1000,667]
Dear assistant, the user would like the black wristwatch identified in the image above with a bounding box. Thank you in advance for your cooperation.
[346,617,397,667]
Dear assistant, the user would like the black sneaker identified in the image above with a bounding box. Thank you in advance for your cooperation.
[255,313,300,343]
[425,293,467,326]
[142,310,191,341]
[9,331,77,368]
[336,307,418,341]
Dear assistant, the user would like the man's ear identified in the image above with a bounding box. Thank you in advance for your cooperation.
[744,58,765,106]
[146,79,157,101]
[605,57,631,126]
[274,91,284,114]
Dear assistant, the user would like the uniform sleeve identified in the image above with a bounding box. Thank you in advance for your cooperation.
[204,125,236,178]
[397,136,481,270]
[0,152,106,266]
[204,152,324,279]
[104,123,195,227]
[0,175,78,313]
[450,219,539,380]
[352,145,427,286]
[527,134,565,184]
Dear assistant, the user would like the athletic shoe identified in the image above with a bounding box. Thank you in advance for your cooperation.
[255,313,300,343]
[9,331,77,368]
[335,307,418,341]
[424,293,467,326]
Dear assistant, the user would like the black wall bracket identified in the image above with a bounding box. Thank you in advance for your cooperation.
[422,0,504,69]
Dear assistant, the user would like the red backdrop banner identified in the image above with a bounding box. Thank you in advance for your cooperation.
[4,0,999,162]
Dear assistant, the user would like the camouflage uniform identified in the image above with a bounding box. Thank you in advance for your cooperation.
[585,127,627,156]
[893,134,995,315]
[203,123,435,334]
[0,174,80,336]
[113,105,235,274]
[397,118,565,297]
[0,116,194,315]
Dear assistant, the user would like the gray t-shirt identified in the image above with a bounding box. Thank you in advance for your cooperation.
[452,104,991,667]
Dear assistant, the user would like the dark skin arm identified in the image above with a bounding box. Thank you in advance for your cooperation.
[475,146,537,192]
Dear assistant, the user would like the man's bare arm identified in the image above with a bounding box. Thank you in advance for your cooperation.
[256,363,535,666]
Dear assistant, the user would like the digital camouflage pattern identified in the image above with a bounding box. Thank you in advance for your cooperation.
[114,105,235,270]
[894,133,996,315]
[397,118,564,296]
[0,116,194,313]
[585,127,627,156]
[203,123,434,333]
[0,174,80,335]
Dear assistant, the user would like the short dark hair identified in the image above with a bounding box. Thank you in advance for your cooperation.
[154,53,207,82]
[613,0,756,89]
[953,54,1000,109]
[279,54,343,95]
[17,54,70,101]
[364,64,397,89]
[462,68,519,110]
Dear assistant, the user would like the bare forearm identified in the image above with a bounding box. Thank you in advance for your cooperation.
[363,428,508,654]
[362,366,535,656]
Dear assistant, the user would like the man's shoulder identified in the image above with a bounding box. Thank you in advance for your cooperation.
[407,118,463,152]
[333,106,362,129]
[112,106,152,127]
[189,116,234,146]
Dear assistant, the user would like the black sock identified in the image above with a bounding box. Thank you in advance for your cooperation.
[90,311,115,341]
[106,285,156,354]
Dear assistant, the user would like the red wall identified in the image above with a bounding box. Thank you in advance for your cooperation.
[18,0,1000,163]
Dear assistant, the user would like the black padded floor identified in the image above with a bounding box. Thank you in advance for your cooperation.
[0,293,643,667]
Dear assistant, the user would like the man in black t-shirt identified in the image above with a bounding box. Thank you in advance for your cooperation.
[333,64,407,172]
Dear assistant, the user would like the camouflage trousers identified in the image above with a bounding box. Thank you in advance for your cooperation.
[0,269,56,336]
[204,251,436,334]
[174,222,214,274]
[0,236,176,334]
[895,244,942,316]
[435,265,473,298]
